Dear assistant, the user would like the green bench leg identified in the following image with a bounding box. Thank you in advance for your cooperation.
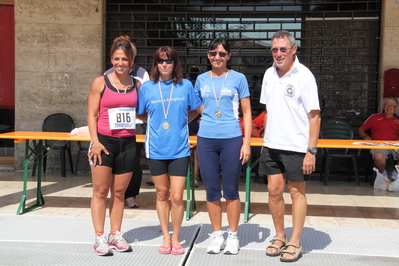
[186,147,196,220]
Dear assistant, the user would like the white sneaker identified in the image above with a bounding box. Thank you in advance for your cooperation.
[94,234,113,256]
[224,233,240,255]
[108,231,132,252]
[125,197,138,208]
[207,232,225,254]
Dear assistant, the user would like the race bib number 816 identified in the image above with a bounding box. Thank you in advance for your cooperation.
[108,107,136,130]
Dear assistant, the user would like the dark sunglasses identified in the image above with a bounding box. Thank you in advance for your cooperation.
[208,51,228,58]
[156,58,174,64]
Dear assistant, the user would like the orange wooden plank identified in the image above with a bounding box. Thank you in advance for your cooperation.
[317,139,399,149]
[1,132,398,149]
[0,131,145,142]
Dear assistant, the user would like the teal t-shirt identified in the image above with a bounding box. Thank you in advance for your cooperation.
[195,70,250,139]
[137,78,201,159]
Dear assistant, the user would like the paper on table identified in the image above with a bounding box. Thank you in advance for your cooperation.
[70,126,90,137]
[384,142,399,146]
[352,142,385,146]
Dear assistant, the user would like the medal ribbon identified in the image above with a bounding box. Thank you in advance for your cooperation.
[211,71,229,108]
[109,73,130,93]
[158,80,174,121]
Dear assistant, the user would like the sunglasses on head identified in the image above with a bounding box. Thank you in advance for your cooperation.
[156,58,174,64]
[208,51,228,58]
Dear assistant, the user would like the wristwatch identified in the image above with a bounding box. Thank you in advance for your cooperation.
[307,147,317,154]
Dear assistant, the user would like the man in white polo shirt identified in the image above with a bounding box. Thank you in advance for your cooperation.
[258,30,321,263]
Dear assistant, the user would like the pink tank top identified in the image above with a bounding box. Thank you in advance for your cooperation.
[97,76,138,138]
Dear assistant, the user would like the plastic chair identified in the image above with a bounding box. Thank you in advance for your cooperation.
[319,120,360,186]
[32,113,75,177]
[74,141,89,176]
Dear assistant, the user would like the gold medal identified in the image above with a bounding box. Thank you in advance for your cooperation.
[162,122,170,129]
[211,70,229,119]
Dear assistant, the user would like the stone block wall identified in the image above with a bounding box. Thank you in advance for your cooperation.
[379,0,399,110]
[14,0,104,171]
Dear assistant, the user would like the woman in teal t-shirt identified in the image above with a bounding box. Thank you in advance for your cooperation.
[195,38,252,255]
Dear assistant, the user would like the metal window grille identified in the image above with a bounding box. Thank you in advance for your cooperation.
[106,0,382,125]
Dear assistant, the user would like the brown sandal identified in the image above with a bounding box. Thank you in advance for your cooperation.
[265,236,287,257]
[280,242,302,262]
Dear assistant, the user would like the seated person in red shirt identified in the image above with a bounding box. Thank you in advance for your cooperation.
[239,110,266,182]
[251,111,265,138]
[239,110,265,138]
[358,97,399,180]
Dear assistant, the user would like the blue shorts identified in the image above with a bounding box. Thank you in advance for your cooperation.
[148,157,189,177]
[90,133,137,175]
[197,136,242,201]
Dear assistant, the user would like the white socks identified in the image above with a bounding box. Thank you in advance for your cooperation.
[213,230,223,236]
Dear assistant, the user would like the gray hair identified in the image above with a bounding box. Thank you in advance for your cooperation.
[271,30,296,47]
[385,97,399,106]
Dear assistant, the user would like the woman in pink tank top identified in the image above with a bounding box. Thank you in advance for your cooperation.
[87,35,146,256]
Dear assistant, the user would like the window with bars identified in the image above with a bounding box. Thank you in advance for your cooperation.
[106,0,381,124]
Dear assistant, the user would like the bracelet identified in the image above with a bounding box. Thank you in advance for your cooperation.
[89,138,98,149]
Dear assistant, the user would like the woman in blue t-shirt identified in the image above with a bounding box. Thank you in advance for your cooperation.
[137,46,202,255]
[195,38,252,255]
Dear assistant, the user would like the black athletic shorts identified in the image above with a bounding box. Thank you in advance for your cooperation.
[258,147,309,182]
[148,157,189,177]
[90,133,137,175]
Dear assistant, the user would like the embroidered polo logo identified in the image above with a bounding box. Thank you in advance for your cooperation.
[285,84,295,97]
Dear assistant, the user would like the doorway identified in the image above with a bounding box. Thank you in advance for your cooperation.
[0,4,15,167]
